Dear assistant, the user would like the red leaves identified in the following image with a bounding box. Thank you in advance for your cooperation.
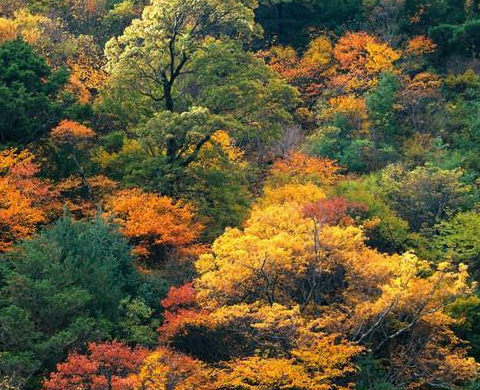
[161,283,196,311]
[43,341,149,390]
[303,197,368,226]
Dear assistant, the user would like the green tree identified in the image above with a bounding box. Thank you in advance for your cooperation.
[367,71,399,149]
[0,216,143,388]
[378,164,473,231]
[433,211,480,276]
[0,39,68,144]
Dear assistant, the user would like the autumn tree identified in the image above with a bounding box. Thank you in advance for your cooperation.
[330,31,400,93]
[43,341,149,390]
[50,120,96,190]
[105,188,203,258]
[260,35,334,105]
[0,148,54,252]
[190,162,477,388]
[134,347,213,390]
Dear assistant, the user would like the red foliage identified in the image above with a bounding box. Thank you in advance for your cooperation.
[158,283,210,342]
[161,283,196,311]
[303,197,368,226]
[43,341,149,390]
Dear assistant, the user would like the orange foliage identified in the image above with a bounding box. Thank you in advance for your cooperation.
[56,175,119,219]
[269,152,341,187]
[51,120,96,143]
[406,35,437,56]
[105,188,203,257]
[66,36,108,103]
[43,341,149,390]
[0,149,55,252]
[161,283,197,311]
[259,36,334,104]
[332,31,400,92]
[0,18,18,44]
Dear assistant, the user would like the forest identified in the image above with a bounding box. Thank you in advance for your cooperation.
[3,0,480,389]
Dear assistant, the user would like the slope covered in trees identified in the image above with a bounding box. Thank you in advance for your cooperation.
[2,0,480,389]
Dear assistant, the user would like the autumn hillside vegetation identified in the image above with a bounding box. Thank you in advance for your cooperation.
[3,0,480,389]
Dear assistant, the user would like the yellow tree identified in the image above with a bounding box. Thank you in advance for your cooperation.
[192,160,477,388]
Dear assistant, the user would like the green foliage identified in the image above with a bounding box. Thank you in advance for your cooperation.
[336,177,410,253]
[117,298,159,347]
[0,215,142,387]
[0,40,68,144]
[433,211,480,275]
[377,164,473,231]
[367,71,400,147]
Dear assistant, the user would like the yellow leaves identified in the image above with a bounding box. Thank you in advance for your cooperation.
[292,332,362,381]
[261,183,326,207]
[0,9,50,45]
[210,130,245,163]
[301,35,333,70]
[194,130,247,169]
[364,41,400,73]
[0,148,34,173]
[214,327,361,390]
[216,357,315,390]
[269,152,341,188]
[328,95,369,133]
[134,348,212,390]
[66,36,108,103]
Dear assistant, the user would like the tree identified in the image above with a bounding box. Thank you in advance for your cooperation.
[134,347,213,390]
[105,188,203,258]
[50,120,97,197]
[433,211,480,277]
[192,163,477,388]
[260,35,334,105]
[366,71,399,147]
[0,148,54,252]
[43,341,149,390]
[104,0,258,115]
[0,216,143,388]
[102,2,297,157]
[378,164,473,231]
[0,39,68,143]
[330,31,400,93]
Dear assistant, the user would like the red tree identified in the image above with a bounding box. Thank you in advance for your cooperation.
[43,341,149,390]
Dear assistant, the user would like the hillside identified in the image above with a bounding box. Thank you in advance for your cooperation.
[2,1,480,389]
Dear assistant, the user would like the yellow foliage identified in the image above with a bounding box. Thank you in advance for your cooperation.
[261,183,326,207]
[301,35,333,69]
[328,95,369,133]
[134,348,213,390]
